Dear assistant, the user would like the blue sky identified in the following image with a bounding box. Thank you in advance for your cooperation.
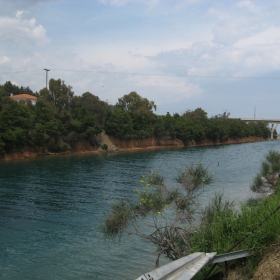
[0,0,280,118]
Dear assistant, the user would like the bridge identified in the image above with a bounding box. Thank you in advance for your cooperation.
[240,118,280,140]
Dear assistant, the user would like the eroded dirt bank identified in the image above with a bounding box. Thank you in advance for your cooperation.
[0,134,267,161]
[108,135,266,149]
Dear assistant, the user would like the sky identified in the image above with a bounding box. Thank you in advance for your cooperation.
[0,0,280,118]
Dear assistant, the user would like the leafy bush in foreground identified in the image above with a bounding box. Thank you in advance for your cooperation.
[100,163,214,266]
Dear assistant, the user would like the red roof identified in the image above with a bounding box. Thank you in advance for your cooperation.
[10,94,37,100]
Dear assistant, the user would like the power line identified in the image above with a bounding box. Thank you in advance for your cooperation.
[50,69,280,80]
[1,68,280,80]
[0,69,43,74]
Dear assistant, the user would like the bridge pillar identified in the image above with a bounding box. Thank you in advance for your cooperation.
[268,123,278,139]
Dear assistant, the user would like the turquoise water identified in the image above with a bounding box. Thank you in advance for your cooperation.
[0,141,279,279]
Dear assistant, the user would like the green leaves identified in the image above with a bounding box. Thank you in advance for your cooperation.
[100,200,132,239]
[107,92,157,139]
[0,101,31,152]
[33,124,50,147]
[105,109,134,139]
[116,91,156,114]
[251,150,280,193]
[101,162,214,262]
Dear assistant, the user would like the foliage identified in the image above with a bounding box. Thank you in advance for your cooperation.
[79,92,111,126]
[182,108,208,119]
[0,81,35,96]
[46,78,74,112]
[206,118,230,142]
[105,109,134,139]
[188,150,280,278]
[213,110,231,119]
[191,185,280,279]
[106,92,157,139]
[101,150,280,278]
[250,150,280,193]
[32,124,50,147]
[100,163,214,265]
[0,80,102,154]
[0,79,272,156]
[0,99,31,152]
[50,137,70,152]
[116,91,156,114]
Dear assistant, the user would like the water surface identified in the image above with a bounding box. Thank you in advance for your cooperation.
[0,140,279,279]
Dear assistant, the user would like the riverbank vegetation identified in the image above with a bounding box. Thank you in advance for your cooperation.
[101,150,280,279]
[0,80,272,157]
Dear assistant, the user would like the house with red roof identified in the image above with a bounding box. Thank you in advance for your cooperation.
[10,94,37,105]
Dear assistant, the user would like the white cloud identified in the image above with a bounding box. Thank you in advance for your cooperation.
[0,0,60,16]
[0,56,10,65]
[144,1,280,81]
[16,10,27,19]
[98,0,159,7]
[1,0,280,118]
[235,26,280,47]
[208,1,276,46]
[0,13,50,49]
[236,0,261,14]
[98,0,202,8]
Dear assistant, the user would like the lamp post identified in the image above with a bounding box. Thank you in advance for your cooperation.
[44,69,50,89]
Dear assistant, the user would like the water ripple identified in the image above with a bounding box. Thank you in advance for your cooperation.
[0,141,279,279]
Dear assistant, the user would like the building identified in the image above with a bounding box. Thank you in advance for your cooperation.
[10,94,37,105]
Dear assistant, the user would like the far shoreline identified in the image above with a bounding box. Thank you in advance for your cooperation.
[0,136,271,162]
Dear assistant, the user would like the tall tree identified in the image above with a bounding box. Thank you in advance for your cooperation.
[182,108,208,119]
[1,81,35,96]
[105,109,134,139]
[41,79,74,113]
[79,92,111,126]
[116,91,156,115]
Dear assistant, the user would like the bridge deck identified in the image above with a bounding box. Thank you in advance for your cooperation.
[240,118,280,123]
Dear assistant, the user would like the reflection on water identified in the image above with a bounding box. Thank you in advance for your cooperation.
[0,141,279,279]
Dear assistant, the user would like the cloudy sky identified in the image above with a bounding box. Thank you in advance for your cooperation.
[0,0,280,118]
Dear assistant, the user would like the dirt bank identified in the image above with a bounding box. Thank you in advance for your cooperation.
[108,135,267,149]
[0,134,268,162]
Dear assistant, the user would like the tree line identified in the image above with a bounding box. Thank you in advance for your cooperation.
[0,79,272,156]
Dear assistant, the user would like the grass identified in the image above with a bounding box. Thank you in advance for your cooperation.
[190,185,280,279]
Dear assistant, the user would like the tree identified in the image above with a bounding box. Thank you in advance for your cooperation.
[207,119,230,142]
[251,150,280,193]
[33,100,54,124]
[101,163,214,266]
[0,87,8,104]
[174,117,195,143]
[182,108,208,120]
[79,92,111,126]
[33,124,50,147]
[0,101,31,152]
[40,79,74,114]
[105,109,134,139]
[154,116,167,137]
[213,111,231,119]
[1,81,35,96]
[2,81,20,95]
[163,112,177,139]
[116,91,156,114]
[114,92,157,139]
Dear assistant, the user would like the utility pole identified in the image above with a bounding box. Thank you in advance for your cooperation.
[44,69,50,89]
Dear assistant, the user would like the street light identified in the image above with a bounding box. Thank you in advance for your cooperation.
[44,69,50,89]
